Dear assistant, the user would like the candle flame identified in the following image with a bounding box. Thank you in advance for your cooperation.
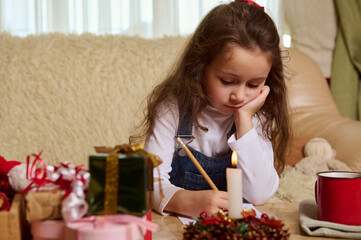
[231,151,237,167]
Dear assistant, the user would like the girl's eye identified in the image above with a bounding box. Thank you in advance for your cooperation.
[220,79,232,85]
[248,84,259,88]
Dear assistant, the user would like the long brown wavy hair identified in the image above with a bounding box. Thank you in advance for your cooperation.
[130,1,291,174]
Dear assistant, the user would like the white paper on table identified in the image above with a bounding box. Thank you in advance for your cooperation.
[178,203,262,225]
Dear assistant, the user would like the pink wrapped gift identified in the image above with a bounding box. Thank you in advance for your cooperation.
[31,220,65,240]
[31,214,158,240]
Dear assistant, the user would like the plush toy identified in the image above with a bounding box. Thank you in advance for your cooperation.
[0,155,30,193]
[0,155,21,182]
[294,138,351,176]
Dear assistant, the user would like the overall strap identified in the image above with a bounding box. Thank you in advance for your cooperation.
[177,106,237,141]
[176,106,194,141]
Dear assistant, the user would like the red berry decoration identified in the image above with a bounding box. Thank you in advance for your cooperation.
[199,211,207,219]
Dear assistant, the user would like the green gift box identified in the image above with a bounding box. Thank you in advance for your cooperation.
[88,152,153,216]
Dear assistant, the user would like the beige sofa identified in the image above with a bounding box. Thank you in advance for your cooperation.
[1,33,361,202]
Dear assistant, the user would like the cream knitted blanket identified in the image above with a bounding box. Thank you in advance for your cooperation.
[0,33,185,166]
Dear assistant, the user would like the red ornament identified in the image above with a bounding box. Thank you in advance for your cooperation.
[0,192,10,211]
[0,180,15,200]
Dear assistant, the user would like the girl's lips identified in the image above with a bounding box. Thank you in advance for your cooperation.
[225,105,241,111]
[226,105,241,109]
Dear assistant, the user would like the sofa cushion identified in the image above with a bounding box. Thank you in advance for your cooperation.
[284,136,312,167]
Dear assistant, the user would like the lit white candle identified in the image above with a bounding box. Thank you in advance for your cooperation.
[227,151,243,219]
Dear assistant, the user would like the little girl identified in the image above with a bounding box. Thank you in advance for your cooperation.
[130,0,291,217]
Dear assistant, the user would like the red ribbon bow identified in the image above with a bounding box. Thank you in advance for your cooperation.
[236,0,265,11]
[20,151,51,194]
[20,151,88,198]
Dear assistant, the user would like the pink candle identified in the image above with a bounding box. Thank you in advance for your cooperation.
[227,151,243,219]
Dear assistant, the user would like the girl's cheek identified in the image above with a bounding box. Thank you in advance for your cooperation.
[249,90,261,102]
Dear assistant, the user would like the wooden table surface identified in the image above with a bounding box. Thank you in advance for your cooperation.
[152,202,346,240]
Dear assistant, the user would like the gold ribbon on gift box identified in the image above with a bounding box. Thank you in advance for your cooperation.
[104,152,119,215]
[95,144,164,215]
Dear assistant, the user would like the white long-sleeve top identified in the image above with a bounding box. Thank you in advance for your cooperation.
[145,103,279,215]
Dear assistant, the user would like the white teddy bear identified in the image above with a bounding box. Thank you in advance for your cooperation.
[294,137,351,176]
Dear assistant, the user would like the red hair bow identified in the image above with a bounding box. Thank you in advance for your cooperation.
[236,0,265,11]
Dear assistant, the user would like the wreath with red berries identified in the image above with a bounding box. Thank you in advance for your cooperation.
[183,209,290,240]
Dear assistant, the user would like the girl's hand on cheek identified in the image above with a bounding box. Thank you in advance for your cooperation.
[238,85,270,118]
[234,85,270,139]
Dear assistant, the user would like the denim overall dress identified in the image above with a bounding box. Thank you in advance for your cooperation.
[169,111,235,191]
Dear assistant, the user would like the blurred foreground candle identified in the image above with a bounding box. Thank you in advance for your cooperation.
[227,151,243,219]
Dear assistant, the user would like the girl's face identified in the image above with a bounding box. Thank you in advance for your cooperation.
[204,45,271,115]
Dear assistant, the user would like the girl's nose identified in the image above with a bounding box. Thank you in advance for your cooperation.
[230,87,246,104]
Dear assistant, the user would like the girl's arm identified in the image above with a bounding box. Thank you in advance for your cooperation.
[228,117,279,205]
[145,104,229,217]
[228,85,278,204]
[144,105,182,215]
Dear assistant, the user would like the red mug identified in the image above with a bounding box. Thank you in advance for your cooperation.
[315,171,361,225]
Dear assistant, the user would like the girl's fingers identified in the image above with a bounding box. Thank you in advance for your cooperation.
[260,85,270,98]
[220,190,229,200]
